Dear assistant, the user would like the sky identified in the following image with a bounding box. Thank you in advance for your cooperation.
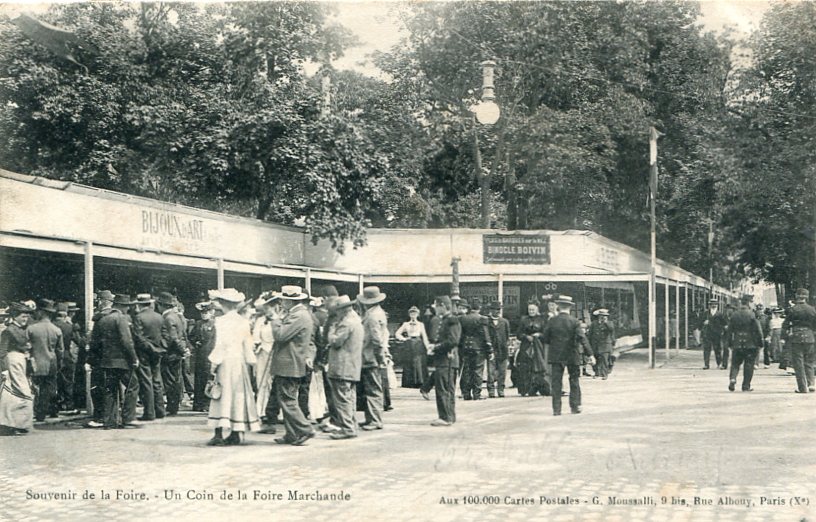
[328,0,772,76]
[2,0,773,76]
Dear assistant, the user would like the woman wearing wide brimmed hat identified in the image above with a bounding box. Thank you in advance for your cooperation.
[394,305,430,389]
[0,302,35,435]
[206,288,260,446]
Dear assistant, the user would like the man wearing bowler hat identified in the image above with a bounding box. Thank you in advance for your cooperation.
[542,295,592,416]
[54,302,78,413]
[271,285,316,446]
[326,295,364,439]
[458,299,493,400]
[132,293,165,420]
[28,299,65,421]
[156,292,185,416]
[357,286,389,431]
[92,294,140,428]
[783,288,816,394]
[701,298,727,370]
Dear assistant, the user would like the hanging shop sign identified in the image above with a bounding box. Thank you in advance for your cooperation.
[483,234,550,264]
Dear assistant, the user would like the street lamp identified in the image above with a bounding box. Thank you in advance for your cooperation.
[471,60,500,228]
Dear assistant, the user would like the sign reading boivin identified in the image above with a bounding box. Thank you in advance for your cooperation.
[483,234,551,264]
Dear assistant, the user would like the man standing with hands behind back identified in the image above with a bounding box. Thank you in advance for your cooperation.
[543,295,593,416]
[428,296,461,427]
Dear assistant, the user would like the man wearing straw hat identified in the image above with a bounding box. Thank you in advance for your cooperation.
[326,295,364,439]
[542,295,592,416]
[270,285,316,446]
[93,294,140,429]
[356,286,389,431]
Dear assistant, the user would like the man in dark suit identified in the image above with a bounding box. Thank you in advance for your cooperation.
[92,294,139,428]
[486,302,511,398]
[542,295,592,416]
[131,293,165,420]
[54,303,77,412]
[271,285,316,446]
[85,290,114,428]
[588,309,615,380]
[457,300,493,401]
[701,299,727,369]
[28,299,64,421]
[726,295,764,392]
[156,292,185,416]
[428,296,461,426]
[783,288,816,394]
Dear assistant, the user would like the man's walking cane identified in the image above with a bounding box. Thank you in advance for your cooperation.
[85,365,94,417]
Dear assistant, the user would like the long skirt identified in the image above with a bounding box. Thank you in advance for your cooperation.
[0,352,34,430]
[401,338,428,388]
[254,349,274,416]
[208,357,260,433]
[308,369,328,420]
[513,348,534,396]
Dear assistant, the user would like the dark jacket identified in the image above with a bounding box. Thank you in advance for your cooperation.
[271,303,315,378]
[133,308,164,357]
[458,312,492,356]
[0,322,29,373]
[189,318,216,358]
[28,318,64,376]
[589,321,616,355]
[487,316,511,361]
[542,312,586,366]
[160,308,186,360]
[726,306,764,350]
[54,318,76,363]
[92,309,137,369]
[430,314,461,369]
[782,303,816,344]
[701,310,727,341]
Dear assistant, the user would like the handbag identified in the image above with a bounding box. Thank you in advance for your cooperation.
[204,374,222,400]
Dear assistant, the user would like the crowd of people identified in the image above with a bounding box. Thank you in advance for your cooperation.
[2,284,812,441]
[697,288,816,392]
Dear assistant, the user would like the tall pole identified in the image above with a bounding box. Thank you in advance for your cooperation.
[648,126,660,368]
[83,241,94,335]
[473,120,489,228]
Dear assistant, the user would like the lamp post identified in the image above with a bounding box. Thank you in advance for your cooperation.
[471,60,501,228]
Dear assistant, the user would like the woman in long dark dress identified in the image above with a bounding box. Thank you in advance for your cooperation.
[514,302,549,396]
[395,306,430,388]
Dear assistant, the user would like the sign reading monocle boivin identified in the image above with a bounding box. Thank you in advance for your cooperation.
[483,234,551,264]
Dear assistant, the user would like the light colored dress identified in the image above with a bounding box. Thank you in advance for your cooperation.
[252,315,275,415]
[0,324,34,430]
[207,311,260,432]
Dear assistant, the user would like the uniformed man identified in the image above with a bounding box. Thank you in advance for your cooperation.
[85,290,114,428]
[92,294,140,428]
[457,300,493,401]
[28,299,64,422]
[428,296,461,426]
[783,288,816,394]
[701,299,727,370]
[588,309,615,380]
[486,302,511,398]
[542,295,592,416]
[131,293,165,420]
[726,295,764,392]
[156,292,186,416]
[189,300,216,411]
[54,303,77,412]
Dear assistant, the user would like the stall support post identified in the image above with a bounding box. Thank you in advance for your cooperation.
[305,268,312,296]
[664,279,670,362]
[358,274,364,296]
[684,283,689,349]
[83,241,94,334]
[217,258,225,291]
[649,273,656,369]
[675,280,680,354]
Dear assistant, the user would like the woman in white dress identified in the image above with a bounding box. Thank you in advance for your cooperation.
[0,303,35,435]
[206,289,261,446]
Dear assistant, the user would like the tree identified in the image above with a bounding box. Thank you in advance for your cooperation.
[0,2,385,253]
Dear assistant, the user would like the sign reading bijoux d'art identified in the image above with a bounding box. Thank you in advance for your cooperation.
[483,234,551,264]
[141,209,207,241]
